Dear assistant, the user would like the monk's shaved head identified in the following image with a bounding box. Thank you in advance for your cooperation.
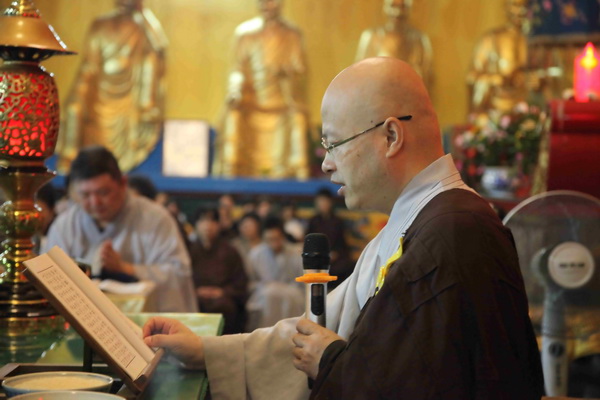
[320,57,444,213]
[323,57,440,149]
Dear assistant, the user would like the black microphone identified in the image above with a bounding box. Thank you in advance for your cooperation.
[296,233,337,326]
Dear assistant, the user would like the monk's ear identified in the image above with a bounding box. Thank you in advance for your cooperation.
[384,118,404,158]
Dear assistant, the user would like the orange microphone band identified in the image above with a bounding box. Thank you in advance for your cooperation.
[296,272,338,284]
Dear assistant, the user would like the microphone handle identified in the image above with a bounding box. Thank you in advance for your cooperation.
[302,268,329,390]
[304,269,328,327]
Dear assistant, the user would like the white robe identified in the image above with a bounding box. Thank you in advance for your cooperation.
[43,192,197,313]
[245,243,305,331]
[203,154,476,399]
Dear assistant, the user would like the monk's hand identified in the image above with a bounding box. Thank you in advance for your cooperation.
[292,319,343,379]
[100,240,134,275]
[143,316,206,370]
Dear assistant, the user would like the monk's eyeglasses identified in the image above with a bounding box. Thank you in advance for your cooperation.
[321,115,412,153]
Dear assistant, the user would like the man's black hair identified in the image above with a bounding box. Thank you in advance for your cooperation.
[315,187,334,199]
[128,174,158,200]
[69,146,122,183]
[240,212,261,226]
[36,183,56,210]
[262,215,284,233]
[193,206,220,224]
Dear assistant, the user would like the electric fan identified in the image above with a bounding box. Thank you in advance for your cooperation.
[503,190,600,397]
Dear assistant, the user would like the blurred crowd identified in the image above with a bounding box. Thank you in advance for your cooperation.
[33,174,356,334]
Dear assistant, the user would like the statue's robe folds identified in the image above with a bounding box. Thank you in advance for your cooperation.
[215,17,310,179]
[58,8,167,173]
[356,25,433,91]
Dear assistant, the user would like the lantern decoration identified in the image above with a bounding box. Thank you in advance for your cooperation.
[574,42,600,102]
[0,63,59,161]
[0,0,74,362]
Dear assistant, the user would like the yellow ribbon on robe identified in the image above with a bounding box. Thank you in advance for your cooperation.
[375,237,404,295]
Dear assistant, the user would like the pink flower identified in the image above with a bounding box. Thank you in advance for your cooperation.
[500,115,511,129]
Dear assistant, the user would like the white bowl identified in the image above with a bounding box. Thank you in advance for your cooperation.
[10,391,125,400]
[2,371,113,398]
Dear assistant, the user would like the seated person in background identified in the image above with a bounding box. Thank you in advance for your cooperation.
[44,146,197,312]
[217,194,239,240]
[256,195,273,221]
[245,216,304,331]
[155,190,193,251]
[239,195,257,215]
[127,174,158,201]
[190,207,248,334]
[231,212,263,270]
[307,187,354,290]
[143,58,542,399]
[128,174,193,253]
[281,200,306,243]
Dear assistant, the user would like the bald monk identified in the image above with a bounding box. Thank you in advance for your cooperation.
[143,58,543,399]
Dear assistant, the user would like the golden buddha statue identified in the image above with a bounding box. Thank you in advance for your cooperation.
[213,0,310,179]
[466,0,561,115]
[355,0,433,90]
[57,0,167,173]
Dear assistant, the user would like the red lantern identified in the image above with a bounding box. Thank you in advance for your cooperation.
[0,63,59,161]
[0,0,74,167]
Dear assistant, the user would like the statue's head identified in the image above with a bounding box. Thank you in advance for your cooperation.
[506,0,529,28]
[115,0,143,10]
[384,0,413,19]
[258,0,283,21]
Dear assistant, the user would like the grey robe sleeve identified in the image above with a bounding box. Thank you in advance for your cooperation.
[201,271,362,400]
[128,208,197,313]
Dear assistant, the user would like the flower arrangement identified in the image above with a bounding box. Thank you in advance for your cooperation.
[454,102,548,195]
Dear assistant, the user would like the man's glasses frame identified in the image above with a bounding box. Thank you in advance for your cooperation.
[321,115,412,153]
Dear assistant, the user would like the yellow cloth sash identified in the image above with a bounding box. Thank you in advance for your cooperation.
[375,237,404,295]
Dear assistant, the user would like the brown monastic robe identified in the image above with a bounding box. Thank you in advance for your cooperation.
[311,189,544,400]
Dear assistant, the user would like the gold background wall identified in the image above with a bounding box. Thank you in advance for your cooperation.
[23,0,505,131]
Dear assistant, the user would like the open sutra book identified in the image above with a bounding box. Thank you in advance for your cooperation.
[23,246,164,394]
